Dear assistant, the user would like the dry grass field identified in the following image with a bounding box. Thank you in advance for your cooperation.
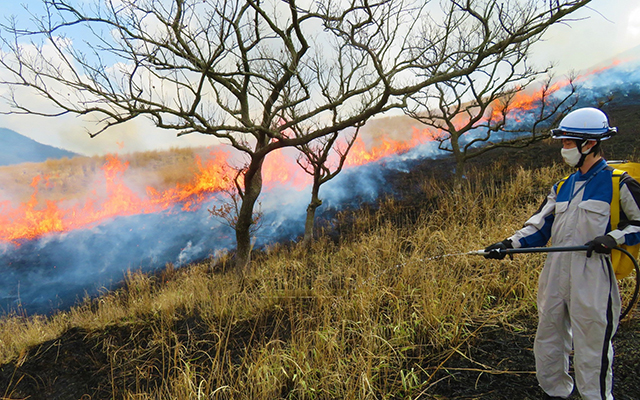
[0,104,640,399]
[0,157,638,399]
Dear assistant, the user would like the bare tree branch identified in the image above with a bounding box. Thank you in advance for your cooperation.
[295,120,362,245]
[0,0,593,267]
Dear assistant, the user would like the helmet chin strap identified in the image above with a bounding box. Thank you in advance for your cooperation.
[574,140,591,169]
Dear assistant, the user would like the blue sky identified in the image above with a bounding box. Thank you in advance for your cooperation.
[1,0,640,156]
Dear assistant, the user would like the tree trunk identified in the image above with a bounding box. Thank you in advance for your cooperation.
[234,157,264,272]
[303,180,322,245]
[450,135,466,181]
[455,155,466,181]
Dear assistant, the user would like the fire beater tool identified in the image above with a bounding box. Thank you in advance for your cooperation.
[433,245,640,320]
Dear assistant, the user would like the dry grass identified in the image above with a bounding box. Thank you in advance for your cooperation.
[0,147,214,205]
[0,162,568,399]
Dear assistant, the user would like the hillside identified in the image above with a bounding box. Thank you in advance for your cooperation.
[0,103,640,399]
[0,145,218,204]
[0,128,78,166]
[2,158,639,399]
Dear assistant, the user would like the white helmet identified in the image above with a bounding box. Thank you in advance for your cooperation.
[551,107,617,140]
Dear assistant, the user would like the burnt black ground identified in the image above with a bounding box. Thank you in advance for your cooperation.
[427,308,640,400]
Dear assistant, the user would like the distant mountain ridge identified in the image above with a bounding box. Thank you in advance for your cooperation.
[0,127,78,166]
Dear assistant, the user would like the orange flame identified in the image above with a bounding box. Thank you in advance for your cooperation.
[0,151,235,244]
[345,126,433,166]
[262,149,310,189]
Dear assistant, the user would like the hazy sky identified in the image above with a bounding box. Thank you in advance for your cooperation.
[530,0,640,73]
[1,0,640,156]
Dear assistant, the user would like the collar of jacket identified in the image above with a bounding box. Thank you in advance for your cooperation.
[575,158,608,181]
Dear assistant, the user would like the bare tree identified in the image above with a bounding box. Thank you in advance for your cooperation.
[0,0,592,270]
[408,69,579,179]
[295,122,361,245]
[405,0,588,179]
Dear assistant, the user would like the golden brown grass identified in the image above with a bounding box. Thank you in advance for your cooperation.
[0,161,569,399]
[0,147,214,205]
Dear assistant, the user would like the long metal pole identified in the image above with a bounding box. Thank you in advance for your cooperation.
[429,245,591,259]
[473,245,590,257]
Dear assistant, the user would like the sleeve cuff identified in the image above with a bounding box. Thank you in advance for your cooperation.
[607,230,625,245]
[507,237,521,249]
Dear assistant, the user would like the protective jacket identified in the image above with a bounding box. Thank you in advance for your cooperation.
[508,158,640,400]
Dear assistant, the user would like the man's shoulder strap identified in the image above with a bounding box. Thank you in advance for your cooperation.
[555,169,624,219]
[610,168,625,230]
[555,175,571,195]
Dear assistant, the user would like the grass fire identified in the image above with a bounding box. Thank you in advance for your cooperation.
[1,56,640,399]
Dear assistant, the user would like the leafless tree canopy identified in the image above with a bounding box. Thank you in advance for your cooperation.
[403,1,590,178]
[1,0,591,144]
[0,0,592,267]
[407,65,580,178]
[1,0,418,148]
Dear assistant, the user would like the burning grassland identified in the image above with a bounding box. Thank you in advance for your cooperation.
[2,57,640,316]
[0,118,487,315]
[1,58,640,398]
[0,161,638,399]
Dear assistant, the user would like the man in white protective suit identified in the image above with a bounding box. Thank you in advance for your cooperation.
[484,107,640,400]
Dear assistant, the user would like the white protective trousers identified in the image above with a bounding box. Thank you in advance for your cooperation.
[534,250,619,399]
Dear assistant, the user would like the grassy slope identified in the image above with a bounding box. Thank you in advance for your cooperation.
[0,105,639,399]
[0,146,217,204]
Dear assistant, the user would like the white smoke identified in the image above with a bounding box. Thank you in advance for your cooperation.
[628,7,640,38]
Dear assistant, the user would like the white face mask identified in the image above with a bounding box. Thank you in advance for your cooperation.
[561,146,590,168]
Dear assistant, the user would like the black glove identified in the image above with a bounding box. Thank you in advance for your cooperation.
[586,235,617,257]
[484,239,513,260]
